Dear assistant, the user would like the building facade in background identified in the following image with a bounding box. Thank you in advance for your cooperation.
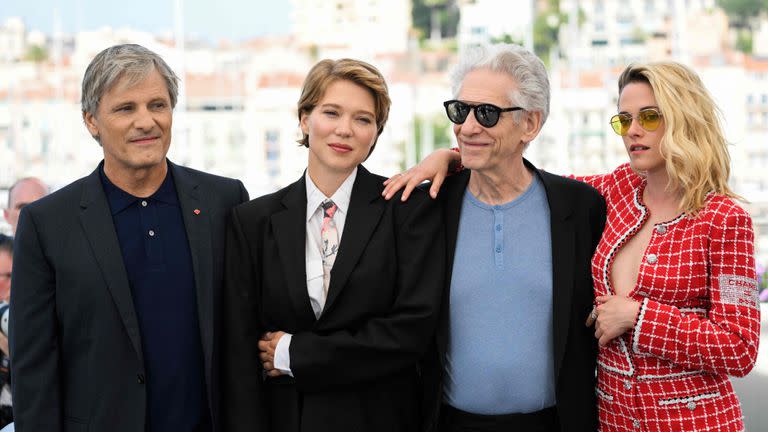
[1,1,767,263]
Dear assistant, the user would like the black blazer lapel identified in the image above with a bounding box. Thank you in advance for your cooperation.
[436,169,470,356]
[78,168,144,364]
[272,175,317,327]
[170,162,215,370]
[530,160,576,382]
[322,166,386,315]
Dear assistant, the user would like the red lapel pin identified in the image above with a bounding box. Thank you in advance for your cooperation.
[193,209,201,215]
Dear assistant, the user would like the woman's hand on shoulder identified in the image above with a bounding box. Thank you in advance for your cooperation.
[382,148,461,201]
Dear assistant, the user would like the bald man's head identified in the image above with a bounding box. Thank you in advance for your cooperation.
[4,177,49,235]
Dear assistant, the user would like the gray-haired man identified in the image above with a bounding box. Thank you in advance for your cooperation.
[10,44,248,432]
[384,44,606,432]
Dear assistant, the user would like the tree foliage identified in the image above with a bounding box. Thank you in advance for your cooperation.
[25,45,48,63]
[412,0,459,41]
[717,0,768,28]
[533,0,566,64]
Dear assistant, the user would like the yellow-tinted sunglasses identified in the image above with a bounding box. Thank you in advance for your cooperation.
[610,108,663,136]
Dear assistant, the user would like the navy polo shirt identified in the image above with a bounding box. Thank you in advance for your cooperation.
[100,164,208,432]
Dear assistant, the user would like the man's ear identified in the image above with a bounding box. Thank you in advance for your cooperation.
[83,111,99,139]
[521,110,543,143]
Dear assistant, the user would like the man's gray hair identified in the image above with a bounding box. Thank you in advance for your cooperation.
[81,44,179,116]
[450,44,550,125]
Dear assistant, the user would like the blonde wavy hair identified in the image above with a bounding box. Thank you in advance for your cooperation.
[618,62,740,215]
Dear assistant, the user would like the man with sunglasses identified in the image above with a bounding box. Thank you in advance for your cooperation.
[403,44,607,432]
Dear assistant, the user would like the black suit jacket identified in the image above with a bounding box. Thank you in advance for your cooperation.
[421,160,606,432]
[9,161,248,432]
[221,165,445,432]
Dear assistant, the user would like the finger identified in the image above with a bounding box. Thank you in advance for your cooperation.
[429,171,447,199]
[257,340,269,351]
[595,296,611,303]
[267,369,283,378]
[585,307,597,327]
[382,174,405,200]
[599,331,618,347]
[599,335,609,347]
[261,332,272,341]
[400,179,418,202]
[262,361,273,370]
[383,172,402,187]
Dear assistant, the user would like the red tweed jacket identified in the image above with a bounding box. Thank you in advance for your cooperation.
[578,164,760,432]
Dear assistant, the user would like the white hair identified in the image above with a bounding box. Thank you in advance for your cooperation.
[450,44,550,125]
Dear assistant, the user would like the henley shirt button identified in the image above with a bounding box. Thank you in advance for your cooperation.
[148,230,155,237]
[141,200,147,207]
[646,254,657,264]
[655,225,666,234]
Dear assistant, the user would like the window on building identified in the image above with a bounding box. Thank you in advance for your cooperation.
[265,130,280,161]
[229,124,244,151]
[595,21,605,32]
[265,129,280,177]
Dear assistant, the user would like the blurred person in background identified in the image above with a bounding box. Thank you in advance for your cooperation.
[10,44,248,432]
[3,178,48,236]
[0,234,11,428]
[0,234,11,303]
[0,178,47,429]
[220,58,445,432]
[385,60,761,432]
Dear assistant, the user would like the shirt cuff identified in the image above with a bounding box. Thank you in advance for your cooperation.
[273,333,294,377]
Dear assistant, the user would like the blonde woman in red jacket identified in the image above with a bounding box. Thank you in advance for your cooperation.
[383,61,760,432]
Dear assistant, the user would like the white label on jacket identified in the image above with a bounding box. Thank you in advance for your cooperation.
[718,275,759,310]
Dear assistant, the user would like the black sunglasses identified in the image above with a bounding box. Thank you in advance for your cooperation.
[443,100,524,128]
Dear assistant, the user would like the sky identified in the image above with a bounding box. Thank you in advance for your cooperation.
[1,0,293,41]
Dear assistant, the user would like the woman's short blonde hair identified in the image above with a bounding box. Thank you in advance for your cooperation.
[297,58,391,158]
[618,62,739,215]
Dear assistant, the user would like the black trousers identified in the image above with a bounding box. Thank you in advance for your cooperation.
[438,404,559,432]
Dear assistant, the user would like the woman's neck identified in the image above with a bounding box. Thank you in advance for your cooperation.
[643,168,682,214]
[307,164,355,198]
